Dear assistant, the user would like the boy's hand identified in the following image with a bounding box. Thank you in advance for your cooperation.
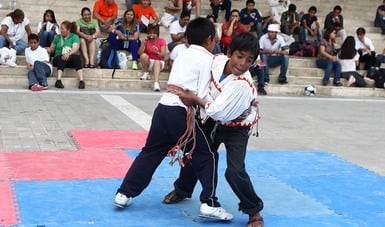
[178,90,198,106]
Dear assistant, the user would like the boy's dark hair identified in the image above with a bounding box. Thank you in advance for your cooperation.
[185,17,215,46]
[288,4,296,11]
[231,9,240,15]
[308,6,317,13]
[229,32,259,58]
[246,0,255,5]
[28,33,39,41]
[180,10,190,19]
[356,27,366,35]
[334,5,342,12]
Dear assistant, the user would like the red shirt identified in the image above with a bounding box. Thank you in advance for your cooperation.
[221,21,248,38]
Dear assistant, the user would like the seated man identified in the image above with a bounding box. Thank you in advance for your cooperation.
[259,24,289,84]
[300,6,322,42]
[93,0,118,33]
[167,10,190,52]
[239,0,266,38]
[269,0,290,24]
[220,9,248,53]
[133,0,159,33]
[210,0,232,22]
[280,3,300,36]
[375,0,385,34]
[324,5,347,42]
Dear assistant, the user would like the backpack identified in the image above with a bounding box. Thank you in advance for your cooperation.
[289,40,318,57]
[289,41,302,55]
[373,68,385,88]
[99,45,120,78]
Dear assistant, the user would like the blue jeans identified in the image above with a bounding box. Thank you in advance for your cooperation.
[0,35,28,54]
[28,61,51,87]
[211,0,231,21]
[301,27,322,42]
[39,31,55,47]
[316,58,341,83]
[249,65,265,90]
[260,54,289,82]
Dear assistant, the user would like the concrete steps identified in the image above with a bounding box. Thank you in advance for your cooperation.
[0,0,384,97]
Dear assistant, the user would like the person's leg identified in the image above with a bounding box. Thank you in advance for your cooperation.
[0,35,7,48]
[210,1,220,20]
[53,55,66,81]
[217,125,264,216]
[255,22,263,38]
[39,31,49,47]
[333,61,341,84]
[351,71,366,87]
[88,39,97,66]
[260,55,270,83]
[152,60,161,83]
[80,38,89,66]
[317,29,322,42]
[47,31,55,47]
[278,55,289,82]
[27,70,39,88]
[129,40,139,61]
[316,59,332,83]
[117,104,189,198]
[223,0,232,21]
[14,39,28,55]
[140,53,150,72]
[33,61,51,86]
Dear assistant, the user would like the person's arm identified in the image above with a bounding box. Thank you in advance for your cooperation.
[0,24,13,48]
[320,44,336,61]
[324,14,332,29]
[223,19,235,37]
[25,24,32,36]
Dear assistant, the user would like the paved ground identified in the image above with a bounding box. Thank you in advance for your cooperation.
[0,88,385,226]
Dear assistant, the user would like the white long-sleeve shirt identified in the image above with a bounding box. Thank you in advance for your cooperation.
[205,55,259,127]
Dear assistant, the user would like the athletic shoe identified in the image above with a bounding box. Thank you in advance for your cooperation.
[31,84,43,91]
[348,76,356,87]
[140,72,149,80]
[132,61,138,70]
[78,80,85,89]
[55,80,64,89]
[114,192,132,208]
[153,82,160,91]
[42,84,48,90]
[199,203,233,221]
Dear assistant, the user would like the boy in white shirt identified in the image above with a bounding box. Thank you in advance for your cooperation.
[164,32,264,227]
[114,17,233,221]
[25,33,52,91]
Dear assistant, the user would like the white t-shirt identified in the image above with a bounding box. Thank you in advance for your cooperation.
[37,21,60,34]
[1,16,30,42]
[168,20,186,43]
[355,36,375,56]
[25,46,53,75]
[339,53,359,73]
[159,45,213,108]
[169,43,188,61]
[259,33,288,55]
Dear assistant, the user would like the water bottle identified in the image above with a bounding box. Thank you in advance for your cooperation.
[96,48,101,65]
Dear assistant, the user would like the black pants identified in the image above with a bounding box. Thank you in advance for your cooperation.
[358,51,376,70]
[173,119,264,215]
[117,104,220,207]
[53,54,83,71]
[341,71,366,87]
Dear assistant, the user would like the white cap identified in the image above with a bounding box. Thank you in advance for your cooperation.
[268,24,280,33]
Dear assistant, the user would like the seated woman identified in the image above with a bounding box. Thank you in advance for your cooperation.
[47,21,85,89]
[76,7,100,68]
[138,24,166,91]
[0,9,32,55]
[37,9,60,48]
[338,36,366,87]
[316,27,342,86]
[108,9,140,70]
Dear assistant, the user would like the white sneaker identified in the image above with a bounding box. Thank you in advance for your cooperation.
[199,203,233,221]
[140,72,149,80]
[348,75,356,87]
[114,192,132,208]
[153,82,160,91]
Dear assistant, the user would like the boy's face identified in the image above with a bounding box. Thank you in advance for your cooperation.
[309,10,316,18]
[246,3,255,11]
[226,50,255,76]
[28,39,39,50]
[141,0,150,6]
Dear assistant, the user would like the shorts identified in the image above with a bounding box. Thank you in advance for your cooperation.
[149,59,165,71]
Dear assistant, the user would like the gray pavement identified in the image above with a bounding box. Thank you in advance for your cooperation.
[0,88,384,176]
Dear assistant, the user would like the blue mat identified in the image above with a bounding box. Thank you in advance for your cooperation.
[11,150,385,226]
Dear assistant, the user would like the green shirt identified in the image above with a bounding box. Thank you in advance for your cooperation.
[76,18,99,35]
[52,33,80,57]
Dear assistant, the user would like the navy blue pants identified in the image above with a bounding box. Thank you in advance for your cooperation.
[173,119,264,216]
[117,104,220,207]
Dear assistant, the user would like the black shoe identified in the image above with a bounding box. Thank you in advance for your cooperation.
[162,190,186,204]
[278,80,288,84]
[382,29,385,35]
[257,88,267,96]
[333,81,343,86]
[55,80,64,89]
[322,80,329,86]
[78,80,85,89]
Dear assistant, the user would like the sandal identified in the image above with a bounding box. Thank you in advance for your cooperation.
[162,190,186,204]
[84,64,90,68]
[89,64,96,68]
[247,213,264,227]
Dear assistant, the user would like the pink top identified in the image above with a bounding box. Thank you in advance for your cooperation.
[145,37,167,60]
